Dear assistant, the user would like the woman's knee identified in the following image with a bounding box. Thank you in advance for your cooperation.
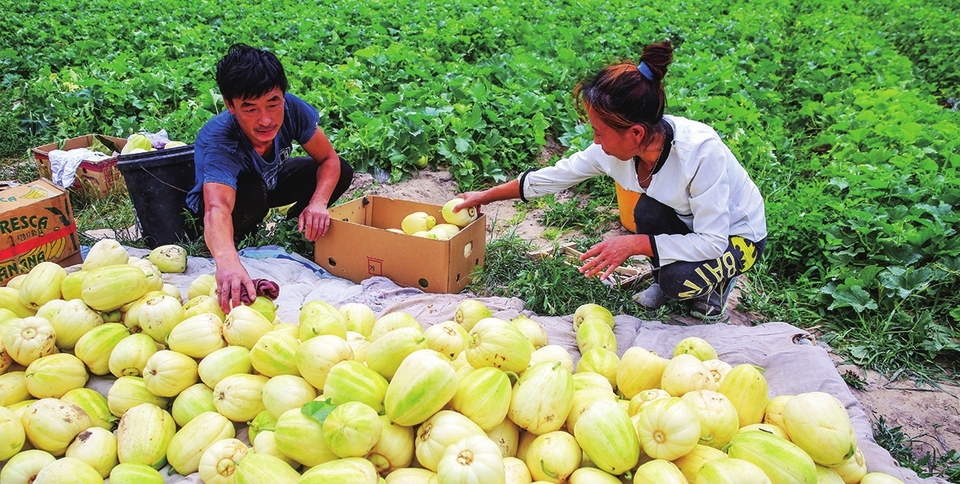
[633,195,689,235]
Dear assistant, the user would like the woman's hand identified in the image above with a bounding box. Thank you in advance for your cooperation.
[578,234,651,280]
[455,191,485,211]
[455,179,522,212]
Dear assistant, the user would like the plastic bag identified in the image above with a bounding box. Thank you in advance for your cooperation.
[127,129,171,150]
[49,148,113,188]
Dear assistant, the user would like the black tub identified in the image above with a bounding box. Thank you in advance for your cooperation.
[117,145,200,248]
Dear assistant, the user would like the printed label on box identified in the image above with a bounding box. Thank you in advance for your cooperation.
[367,257,383,276]
[0,229,76,281]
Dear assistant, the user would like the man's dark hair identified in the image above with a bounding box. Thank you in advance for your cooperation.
[215,43,289,102]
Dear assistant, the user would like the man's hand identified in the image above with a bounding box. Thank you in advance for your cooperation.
[297,126,341,241]
[298,201,332,241]
[203,182,254,313]
[578,235,651,280]
[215,260,256,313]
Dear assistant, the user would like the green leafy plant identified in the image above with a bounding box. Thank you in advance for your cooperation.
[873,415,960,481]
[237,210,315,262]
[73,190,145,248]
[538,177,619,240]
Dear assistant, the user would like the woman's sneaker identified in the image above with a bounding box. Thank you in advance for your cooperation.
[633,283,669,309]
[689,276,738,321]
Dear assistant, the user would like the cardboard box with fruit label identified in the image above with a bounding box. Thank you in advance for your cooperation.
[0,178,82,285]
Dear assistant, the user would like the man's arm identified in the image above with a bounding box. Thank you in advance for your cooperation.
[297,127,341,241]
[203,182,255,312]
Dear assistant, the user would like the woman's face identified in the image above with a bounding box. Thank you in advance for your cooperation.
[587,106,639,161]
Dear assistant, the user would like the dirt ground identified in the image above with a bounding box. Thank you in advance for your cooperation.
[352,167,960,471]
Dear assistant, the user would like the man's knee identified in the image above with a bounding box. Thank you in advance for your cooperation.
[232,173,269,241]
[331,157,355,203]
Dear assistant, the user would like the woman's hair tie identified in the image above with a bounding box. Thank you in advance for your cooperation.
[638,61,655,81]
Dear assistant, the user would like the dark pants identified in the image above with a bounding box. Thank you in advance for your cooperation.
[231,156,354,243]
[634,194,765,301]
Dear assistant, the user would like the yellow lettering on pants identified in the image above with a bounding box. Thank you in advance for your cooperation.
[679,252,740,299]
[733,236,758,272]
[722,252,738,278]
[704,260,725,283]
[679,279,705,299]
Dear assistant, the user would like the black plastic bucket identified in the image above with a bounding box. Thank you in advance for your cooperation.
[116,145,200,248]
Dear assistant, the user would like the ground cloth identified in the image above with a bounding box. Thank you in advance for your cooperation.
[93,249,946,483]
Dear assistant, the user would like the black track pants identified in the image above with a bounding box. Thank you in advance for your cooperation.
[634,194,765,300]
[232,156,354,243]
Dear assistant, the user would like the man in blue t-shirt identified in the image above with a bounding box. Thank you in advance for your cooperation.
[188,43,354,312]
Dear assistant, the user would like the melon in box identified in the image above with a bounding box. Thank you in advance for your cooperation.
[314,196,486,294]
[0,178,81,285]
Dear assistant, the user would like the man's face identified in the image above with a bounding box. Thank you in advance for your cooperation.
[225,87,285,146]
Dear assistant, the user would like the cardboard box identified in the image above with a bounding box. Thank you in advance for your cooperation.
[32,134,127,198]
[0,178,82,285]
[315,196,486,293]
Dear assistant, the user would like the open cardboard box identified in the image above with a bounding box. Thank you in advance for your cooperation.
[314,196,486,293]
[32,134,127,199]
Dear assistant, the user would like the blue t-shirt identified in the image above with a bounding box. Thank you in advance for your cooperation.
[187,93,320,212]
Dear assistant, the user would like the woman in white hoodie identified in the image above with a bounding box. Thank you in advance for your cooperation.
[455,39,767,320]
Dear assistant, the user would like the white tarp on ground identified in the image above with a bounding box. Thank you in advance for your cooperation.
[120,248,944,484]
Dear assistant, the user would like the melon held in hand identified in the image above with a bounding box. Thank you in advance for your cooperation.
[441,198,478,227]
